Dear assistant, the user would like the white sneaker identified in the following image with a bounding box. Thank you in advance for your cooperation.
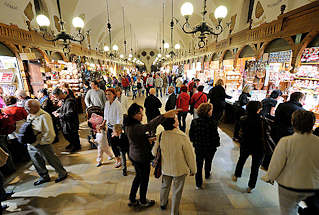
[107,156,113,160]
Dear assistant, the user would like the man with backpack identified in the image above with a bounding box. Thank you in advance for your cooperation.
[23,99,67,186]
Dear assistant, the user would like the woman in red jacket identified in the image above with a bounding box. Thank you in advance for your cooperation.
[176,85,190,132]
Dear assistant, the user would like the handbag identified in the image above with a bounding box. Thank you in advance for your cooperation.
[152,132,162,179]
[0,146,9,167]
[189,93,204,115]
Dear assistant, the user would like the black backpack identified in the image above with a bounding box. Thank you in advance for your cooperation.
[18,119,37,144]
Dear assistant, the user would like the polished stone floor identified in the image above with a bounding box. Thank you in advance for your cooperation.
[3,95,280,215]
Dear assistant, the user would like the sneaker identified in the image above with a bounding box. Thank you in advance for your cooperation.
[232,175,237,182]
[55,173,68,183]
[34,178,51,186]
[205,173,211,179]
[96,163,102,167]
[247,187,253,193]
[140,199,155,208]
[114,162,122,168]
[195,186,202,190]
[70,146,81,153]
[128,200,140,207]
[107,156,113,161]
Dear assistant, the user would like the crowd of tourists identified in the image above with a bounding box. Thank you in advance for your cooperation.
[0,71,319,215]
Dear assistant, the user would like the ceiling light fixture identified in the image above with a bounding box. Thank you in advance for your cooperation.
[175,43,181,50]
[36,0,85,55]
[176,0,227,48]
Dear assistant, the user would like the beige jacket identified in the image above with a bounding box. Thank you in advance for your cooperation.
[27,109,56,146]
[152,128,196,177]
[267,133,319,190]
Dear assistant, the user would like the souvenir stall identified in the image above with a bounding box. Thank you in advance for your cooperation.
[0,43,23,96]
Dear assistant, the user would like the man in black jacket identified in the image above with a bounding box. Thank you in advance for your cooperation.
[52,88,81,153]
[165,86,176,111]
[144,88,162,122]
[273,92,304,143]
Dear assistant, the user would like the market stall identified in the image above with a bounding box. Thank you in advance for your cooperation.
[0,42,23,96]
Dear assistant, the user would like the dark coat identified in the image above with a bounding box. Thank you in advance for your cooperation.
[165,93,177,111]
[125,115,165,163]
[57,96,79,134]
[239,114,265,152]
[144,94,162,121]
[112,133,129,152]
[260,97,277,117]
[208,85,231,108]
[189,117,220,152]
[274,101,304,139]
[238,92,251,107]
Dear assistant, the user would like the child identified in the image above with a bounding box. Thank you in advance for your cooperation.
[112,124,129,176]
[132,82,138,100]
[92,125,113,167]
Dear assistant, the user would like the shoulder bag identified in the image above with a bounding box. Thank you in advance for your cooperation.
[152,132,163,178]
[189,93,204,115]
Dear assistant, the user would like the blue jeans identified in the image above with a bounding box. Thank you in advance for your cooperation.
[156,87,162,97]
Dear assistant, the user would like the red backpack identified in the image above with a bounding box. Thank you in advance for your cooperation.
[0,111,16,135]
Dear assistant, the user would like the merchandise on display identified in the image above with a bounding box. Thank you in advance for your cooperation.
[0,56,21,95]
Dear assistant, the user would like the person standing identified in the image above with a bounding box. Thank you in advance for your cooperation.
[165,86,177,111]
[232,101,265,193]
[273,92,304,143]
[175,76,183,94]
[146,75,154,97]
[24,99,68,186]
[152,117,196,215]
[208,79,232,122]
[144,88,162,123]
[85,81,107,109]
[162,74,168,95]
[52,88,81,153]
[136,76,144,97]
[101,88,123,168]
[122,75,130,96]
[260,90,282,119]
[189,103,220,189]
[264,110,319,215]
[190,85,207,119]
[115,87,129,114]
[176,86,190,132]
[155,74,163,97]
[15,89,30,108]
[233,85,252,141]
[124,103,179,208]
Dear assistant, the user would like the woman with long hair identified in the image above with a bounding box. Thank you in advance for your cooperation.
[124,103,179,208]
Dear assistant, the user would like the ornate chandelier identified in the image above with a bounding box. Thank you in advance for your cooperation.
[36,0,85,55]
[177,0,228,48]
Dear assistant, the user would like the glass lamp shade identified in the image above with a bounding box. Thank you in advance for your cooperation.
[129,54,133,58]
[181,2,194,17]
[214,6,228,19]
[164,43,170,49]
[104,46,110,52]
[36,15,50,27]
[112,45,119,51]
[120,54,124,58]
[166,54,170,58]
[175,44,181,50]
[128,58,132,61]
[72,17,84,28]
[158,53,162,58]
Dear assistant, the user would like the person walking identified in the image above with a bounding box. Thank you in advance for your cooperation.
[124,103,179,208]
[144,88,162,122]
[273,92,304,143]
[190,85,207,119]
[152,117,196,215]
[176,86,190,132]
[189,103,220,189]
[24,99,68,186]
[136,76,144,97]
[101,88,123,168]
[162,74,168,95]
[232,101,265,193]
[233,85,252,141]
[112,124,129,176]
[155,74,163,97]
[208,79,231,122]
[52,88,81,153]
[264,110,319,215]
[85,81,107,109]
[115,87,129,114]
[146,75,154,97]
[165,86,177,111]
[121,75,130,96]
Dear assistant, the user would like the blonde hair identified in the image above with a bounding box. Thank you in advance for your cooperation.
[242,85,252,94]
[215,79,224,86]
[113,124,122,132]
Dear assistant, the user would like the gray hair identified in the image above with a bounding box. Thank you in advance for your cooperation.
[15,89,27,98]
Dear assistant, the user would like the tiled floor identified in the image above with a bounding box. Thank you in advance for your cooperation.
[3,95,280,214]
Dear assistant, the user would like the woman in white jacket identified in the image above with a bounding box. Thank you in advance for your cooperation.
[152,116,196,215]
[265,110,319,215]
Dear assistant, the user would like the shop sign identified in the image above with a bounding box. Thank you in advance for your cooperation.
[268,50,292,63]
[0,71,15,83]
[20,53,36,61]
[301,47,319,63]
